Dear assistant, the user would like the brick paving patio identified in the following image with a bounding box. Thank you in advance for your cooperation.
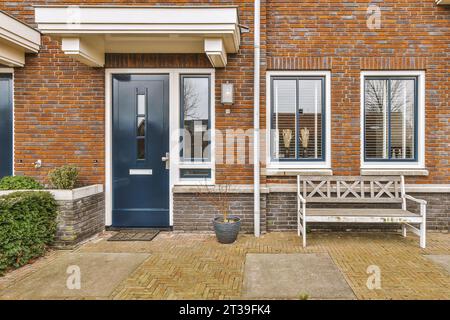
[1,232,449,300]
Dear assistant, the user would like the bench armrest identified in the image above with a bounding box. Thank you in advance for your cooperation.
[404,194,427,205]
[297,192,306,204]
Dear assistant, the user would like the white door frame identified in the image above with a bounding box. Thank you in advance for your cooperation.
[105,68,215,227]
[0,68,14,176]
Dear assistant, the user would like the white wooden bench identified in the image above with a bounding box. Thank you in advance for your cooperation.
[297,176,427,248]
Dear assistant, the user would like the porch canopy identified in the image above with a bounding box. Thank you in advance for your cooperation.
[34,5,241,68]
[0,11,41,67]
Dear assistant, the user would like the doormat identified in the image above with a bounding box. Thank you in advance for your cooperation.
[107,230,160,242]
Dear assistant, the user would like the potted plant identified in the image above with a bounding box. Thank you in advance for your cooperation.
[200,183,241,244]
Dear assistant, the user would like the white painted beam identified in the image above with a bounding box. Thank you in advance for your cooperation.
[204,38,227,68]
[0,11,41,53]
[0,41,25,67]
[61,37,105,67]
[0,11,41,66]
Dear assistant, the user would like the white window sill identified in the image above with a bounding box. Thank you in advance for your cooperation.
[360,169,429,176]
[264,168,333,176]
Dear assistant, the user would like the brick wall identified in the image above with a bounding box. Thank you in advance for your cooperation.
[264,0,449,184]
[54,192,105,249]
[0,1,448,186]
[1,0,256,186]
[173,193,267,233]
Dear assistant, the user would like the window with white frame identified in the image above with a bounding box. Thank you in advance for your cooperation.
[179,74,212,179]
[363,76,418,162]
[270,76,326,162]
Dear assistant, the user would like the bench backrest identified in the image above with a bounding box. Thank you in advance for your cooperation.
[297,176,404,203]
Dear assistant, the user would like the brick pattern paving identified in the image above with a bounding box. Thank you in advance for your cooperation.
[79,232,449,300]
[1,232,448,300]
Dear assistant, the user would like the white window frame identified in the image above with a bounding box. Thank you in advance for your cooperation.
[178,74,215,185]
[265,70,331,170]
[105,68,215,227]
[360,70,425,169]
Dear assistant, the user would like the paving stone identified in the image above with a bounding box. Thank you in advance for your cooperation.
[243,253,356,299]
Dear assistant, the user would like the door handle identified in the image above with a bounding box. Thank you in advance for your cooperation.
[161,152,170,169]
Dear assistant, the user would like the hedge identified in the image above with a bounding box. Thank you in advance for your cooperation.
[0,176,43,190]
[0,191,58,275]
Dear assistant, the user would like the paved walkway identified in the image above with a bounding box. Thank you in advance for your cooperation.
[0,232,449,300]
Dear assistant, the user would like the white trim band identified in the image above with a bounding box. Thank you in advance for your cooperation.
[0,184,104,201]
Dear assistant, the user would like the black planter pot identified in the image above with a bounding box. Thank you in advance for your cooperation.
[213,216,241,244]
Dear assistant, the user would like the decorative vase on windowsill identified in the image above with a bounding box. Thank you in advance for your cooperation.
[300,128,310,159]
[282,129,293,158]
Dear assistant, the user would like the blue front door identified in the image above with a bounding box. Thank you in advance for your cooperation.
[112,74,170,228]
[0,74,13,178]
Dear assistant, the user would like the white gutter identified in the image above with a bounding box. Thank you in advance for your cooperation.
[253,0,261,237]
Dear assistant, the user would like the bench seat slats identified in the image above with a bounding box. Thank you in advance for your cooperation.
[306,208,422,223]
[306,208,419,217]
[304,198,403,203]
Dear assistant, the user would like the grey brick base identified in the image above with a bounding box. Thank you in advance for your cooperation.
[173,193,266,233]
[54,192,105,249]
[174,191,448,233]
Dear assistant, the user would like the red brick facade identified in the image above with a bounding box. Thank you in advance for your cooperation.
[1,0,449,187]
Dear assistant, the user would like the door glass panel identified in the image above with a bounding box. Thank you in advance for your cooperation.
[137,138,145,160]
[137,94,146,115]
[136,93,146,160]
[137,117,145,137]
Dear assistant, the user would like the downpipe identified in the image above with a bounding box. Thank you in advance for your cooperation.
[253,0,261,237]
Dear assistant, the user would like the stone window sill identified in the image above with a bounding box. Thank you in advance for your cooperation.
[360,169,429,176]
[264,168,333,176]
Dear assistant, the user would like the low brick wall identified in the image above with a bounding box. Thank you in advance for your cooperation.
[54,192,105,249]
[173,193,267,233]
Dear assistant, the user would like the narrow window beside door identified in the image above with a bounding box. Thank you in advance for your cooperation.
[180,75,212,179]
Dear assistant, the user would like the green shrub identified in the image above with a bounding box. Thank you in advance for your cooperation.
[0,176,43,190]
[48,165,79,189]
[0,191,58,275]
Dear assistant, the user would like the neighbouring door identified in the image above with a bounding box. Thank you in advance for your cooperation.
[0,74,13,178]
[112,74,170,227]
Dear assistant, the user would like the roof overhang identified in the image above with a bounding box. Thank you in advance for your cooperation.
[0,11,41,67]
[436,0,450,5]
[34,6,241,68]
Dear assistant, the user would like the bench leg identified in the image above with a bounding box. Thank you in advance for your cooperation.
[302,217,306,248]
[302,227,306,248]
[420,203,426,249]
[401,224,407,237]
[420,221,426,249]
